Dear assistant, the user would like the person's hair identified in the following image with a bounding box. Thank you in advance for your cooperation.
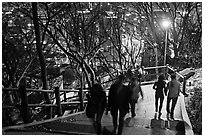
[158,74,165,82]
[132,77,138,81]
[130,77,138,86]
[118,74,125,81]
[157,74,165,85]
[170,73,176,79]
[92,83,103,92]
[170,73,176,87]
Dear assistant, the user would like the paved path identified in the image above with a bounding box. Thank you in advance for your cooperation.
[101,84,184,135]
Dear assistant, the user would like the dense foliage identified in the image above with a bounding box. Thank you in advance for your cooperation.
[185,68,202,135]
[186,87,202,135]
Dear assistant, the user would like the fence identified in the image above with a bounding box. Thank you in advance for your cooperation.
[2,78,89,124]
[100,65,187,94]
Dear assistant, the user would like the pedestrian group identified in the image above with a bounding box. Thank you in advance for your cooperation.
[86,66,181,135]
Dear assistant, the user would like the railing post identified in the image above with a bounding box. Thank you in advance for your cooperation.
[165,64,169,79]
[79,88,84,111]
[166,64,169,74]
[18,77,29,124]
[54,87,62,116]
[182,77,188,97]
[64,91,67,102]
[79,73,84,111]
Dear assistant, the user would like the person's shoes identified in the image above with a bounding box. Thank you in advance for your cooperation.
[167,113,170,120]
[117,131,122,135]
[154,112,158,119]
[170,113,174,120]
[158,112,162,119]
[171,118,175,121]
[112,129,117,135]
[132,113,136,118]
[170,116,174,121]
[102,127,114,135]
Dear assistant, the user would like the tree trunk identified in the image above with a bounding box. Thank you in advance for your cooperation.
[32,2,52,119]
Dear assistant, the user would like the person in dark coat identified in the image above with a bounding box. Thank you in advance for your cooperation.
[129,77,144,118]
[126,67,133,82]
[107,74,131,135]
[153,74,166,119]
[86,83,107,134]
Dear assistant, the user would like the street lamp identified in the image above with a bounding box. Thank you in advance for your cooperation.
[161,19,170,66]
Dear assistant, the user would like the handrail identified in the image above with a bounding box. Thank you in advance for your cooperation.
[143,65,166,70]
[2,88,89,103]
[166,65,184,79]
[3,88,90,93]
[2,85,91,124]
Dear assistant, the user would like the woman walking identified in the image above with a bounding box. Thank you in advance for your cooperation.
[129,77,144,118]
[153,74,166,119]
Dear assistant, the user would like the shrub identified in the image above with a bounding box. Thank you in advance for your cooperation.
[186,87,202,135]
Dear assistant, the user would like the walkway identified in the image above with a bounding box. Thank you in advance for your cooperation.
[2,84,193,135]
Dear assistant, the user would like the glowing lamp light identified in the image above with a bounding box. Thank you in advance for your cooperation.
[162,19,170,29]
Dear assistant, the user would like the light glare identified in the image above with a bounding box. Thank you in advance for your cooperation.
[162,20,170,29]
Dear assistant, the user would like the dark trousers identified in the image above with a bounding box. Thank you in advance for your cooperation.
[166,96,178,118]
[94,106,105,135]
[155,96,164,113]
[129,99,138,117]
[111,107,127,135]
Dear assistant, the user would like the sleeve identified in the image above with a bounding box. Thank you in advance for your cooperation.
[163,81,166,89]
[153,82,157,90]
[164,82,169,95]
[139,85,144,98]
[102,91,107,108]
[178,82,182,94]
[108,85,114,109]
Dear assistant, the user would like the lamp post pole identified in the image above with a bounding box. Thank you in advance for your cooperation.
[164,29,168,66]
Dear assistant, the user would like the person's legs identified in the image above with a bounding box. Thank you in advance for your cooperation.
[166,97,171,113]
[111,108,118,134]
[158,97,164,119]
[95,108,104,134]
[117,109,126,135]
[155,96,159,112]
[166,97,171,119]
[130,100,136,117]
[170,97,178,119]
[159,97,164,112]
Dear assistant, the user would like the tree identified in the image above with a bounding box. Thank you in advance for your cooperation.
[2,2,38,104]
[123,2,202,69]
[34,2,117,87]
[32,2,52,118]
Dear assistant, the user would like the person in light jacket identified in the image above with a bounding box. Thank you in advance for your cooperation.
[166,73,181,120]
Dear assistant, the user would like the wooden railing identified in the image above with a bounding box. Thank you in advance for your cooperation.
[2,82,90,124]
[141,65,187,95]
[99,65,187,94]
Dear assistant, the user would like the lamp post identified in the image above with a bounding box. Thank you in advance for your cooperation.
[162,19,170,66]
[164,29,168,66]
